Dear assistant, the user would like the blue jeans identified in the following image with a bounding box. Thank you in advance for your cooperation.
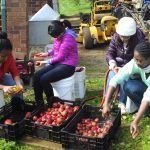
[124,79,147,108]
[2,73,23,99]
[105,70,127,105]
[33,64,75,105]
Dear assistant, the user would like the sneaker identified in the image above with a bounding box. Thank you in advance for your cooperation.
[118,103,126,115]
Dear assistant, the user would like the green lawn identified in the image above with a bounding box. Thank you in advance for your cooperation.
[59,0,91,16]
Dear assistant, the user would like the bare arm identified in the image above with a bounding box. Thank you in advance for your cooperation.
[130,100,149,139]
[102,85,115,117]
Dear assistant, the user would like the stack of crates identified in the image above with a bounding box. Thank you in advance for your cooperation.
[0,102,36,141]
[25,97,81,143]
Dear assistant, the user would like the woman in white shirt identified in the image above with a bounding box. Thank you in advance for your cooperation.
[102,41,150,138]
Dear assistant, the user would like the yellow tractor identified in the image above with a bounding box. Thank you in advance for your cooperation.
[76,0,118,49]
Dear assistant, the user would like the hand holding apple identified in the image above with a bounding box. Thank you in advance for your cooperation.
[35,60,47,66]
[113,67,119,74]
[102,104,110,118]
[130,121,139,139]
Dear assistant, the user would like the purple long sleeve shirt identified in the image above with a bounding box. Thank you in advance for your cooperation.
[48,29,78,67]
[106,28,145,67]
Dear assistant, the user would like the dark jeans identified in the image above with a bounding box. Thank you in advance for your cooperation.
[33,64,75,105]
[124,79,148,108]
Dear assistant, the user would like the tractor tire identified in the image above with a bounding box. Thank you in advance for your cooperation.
[83,27,93,49]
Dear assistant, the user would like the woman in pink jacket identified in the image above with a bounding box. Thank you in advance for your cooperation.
[33,20,78,105]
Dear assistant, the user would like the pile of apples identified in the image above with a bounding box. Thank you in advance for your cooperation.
[32,102,80,126]
[75,118,113,138]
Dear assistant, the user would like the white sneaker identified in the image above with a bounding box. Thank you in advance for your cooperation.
[118,103,126,115]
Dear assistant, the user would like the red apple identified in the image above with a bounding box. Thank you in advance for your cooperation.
[4,119,13,125]
[56,117,63,124]
[73,106,80,112]
[94,118,100,123]
[25,112,31,118]
[35,62,40,66]
[32,116,38,121]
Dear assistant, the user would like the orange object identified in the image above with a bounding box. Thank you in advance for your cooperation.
[100,69,120,108]
[33,53,47,58]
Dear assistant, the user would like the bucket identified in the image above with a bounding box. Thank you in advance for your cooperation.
[51,75,75,101]
[126,97,138,114]
[74,67,86,99]
[0,90,5,108]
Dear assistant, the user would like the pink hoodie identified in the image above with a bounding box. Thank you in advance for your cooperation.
[48,29,78,67]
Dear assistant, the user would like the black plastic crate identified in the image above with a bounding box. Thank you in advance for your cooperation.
[61,105,121,150]
[25,97,81,143]
[0,102,37,141]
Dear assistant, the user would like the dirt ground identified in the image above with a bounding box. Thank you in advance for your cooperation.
[66,17,109,78]
[77,43,108,78]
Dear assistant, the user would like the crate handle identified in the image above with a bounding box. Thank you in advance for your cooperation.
[80,96,99,106]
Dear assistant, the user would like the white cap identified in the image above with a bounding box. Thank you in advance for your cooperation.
[116,17,136,36]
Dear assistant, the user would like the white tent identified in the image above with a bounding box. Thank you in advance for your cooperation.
[29,4,60,46]
[30,4,60,21]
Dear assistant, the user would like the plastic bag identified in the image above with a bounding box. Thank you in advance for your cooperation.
[126,97,138,114]
[0,90,5,108]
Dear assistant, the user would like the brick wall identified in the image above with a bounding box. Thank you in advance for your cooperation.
[6,0,53,59]
[28,0,53,16]
[6,0,28,59]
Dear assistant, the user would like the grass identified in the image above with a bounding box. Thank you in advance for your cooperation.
[59,0,91,16]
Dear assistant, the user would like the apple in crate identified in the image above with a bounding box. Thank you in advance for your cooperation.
[4,119,13,125]
[25,112,31,118]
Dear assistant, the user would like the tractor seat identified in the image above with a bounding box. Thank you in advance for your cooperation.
[101,16,118,25]
[94,13,112,21]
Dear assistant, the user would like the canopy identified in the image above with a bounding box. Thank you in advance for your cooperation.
[29,4,60,21]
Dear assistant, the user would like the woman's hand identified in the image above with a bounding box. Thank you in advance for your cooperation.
[113,66,119,74]
[3,85,23,95]
[38,52,48,57]
[102,103,111,118]
[35,60,47,66]
[2,85,13,94]
[34,52,48,58]
[109,62,117,70]
[16,84,24,93]
[130,101,148,139]
[130,121,139,139]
